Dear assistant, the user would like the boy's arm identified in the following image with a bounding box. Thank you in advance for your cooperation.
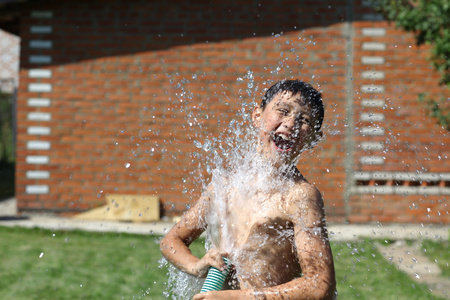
[259,186,336,299]
[194,185,336,300]
[286,185,336,298]
[160,185,228,278]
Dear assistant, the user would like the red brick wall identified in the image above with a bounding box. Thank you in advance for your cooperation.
[16,0,449,224]
[349,6,450,223]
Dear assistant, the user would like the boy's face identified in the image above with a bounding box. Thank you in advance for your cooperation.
[252,91,321,165]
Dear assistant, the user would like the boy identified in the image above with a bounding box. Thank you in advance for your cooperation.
[160,80,336,299]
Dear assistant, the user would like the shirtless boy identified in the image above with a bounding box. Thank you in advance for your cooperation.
[160,80,336,299]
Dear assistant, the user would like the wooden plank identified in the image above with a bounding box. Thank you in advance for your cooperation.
[73,194,159,222]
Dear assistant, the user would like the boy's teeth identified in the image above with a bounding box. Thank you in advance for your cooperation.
[278,133,290,141]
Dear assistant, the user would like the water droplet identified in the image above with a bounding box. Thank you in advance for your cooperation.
[194,140,202,148]
[203,139,212,152]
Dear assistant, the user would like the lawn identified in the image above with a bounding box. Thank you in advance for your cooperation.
[420,239,450,278]
[0,226,445,300]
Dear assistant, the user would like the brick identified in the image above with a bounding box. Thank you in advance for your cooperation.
[14,0,450,224]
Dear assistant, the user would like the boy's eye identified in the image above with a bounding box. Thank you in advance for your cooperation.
[277,109,289,116]
[297,116,311,125]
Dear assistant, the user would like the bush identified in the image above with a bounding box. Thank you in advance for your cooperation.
[0,92,14,163]
[0,92,15,198]
[371,0,450,130]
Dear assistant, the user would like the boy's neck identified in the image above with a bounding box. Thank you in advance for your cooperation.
[272,163,303,180]
[282,166,303,179]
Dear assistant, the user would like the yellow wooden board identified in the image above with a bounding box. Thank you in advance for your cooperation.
[73,194,160,222]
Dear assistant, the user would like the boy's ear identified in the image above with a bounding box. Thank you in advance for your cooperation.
[309,129,323,148]
[252,106,262,127]
[316,130,323,140]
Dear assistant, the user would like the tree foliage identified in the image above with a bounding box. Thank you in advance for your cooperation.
[371,0,450,130]
[0,92,14,163]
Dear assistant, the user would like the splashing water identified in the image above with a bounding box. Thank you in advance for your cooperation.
[160,72,262,298]
[160,72,323,298]
[162,258,205,299]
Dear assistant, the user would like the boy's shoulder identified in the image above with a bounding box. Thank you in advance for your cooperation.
[285,178,324,216]
[288,171,321,194]
[290,179,322,202]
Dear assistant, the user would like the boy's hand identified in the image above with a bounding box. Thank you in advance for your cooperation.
[191,247,228,278]
[193,290,243,300]
[193,291,224,300]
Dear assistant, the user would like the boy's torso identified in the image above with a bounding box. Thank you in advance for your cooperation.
[218,180,309,289]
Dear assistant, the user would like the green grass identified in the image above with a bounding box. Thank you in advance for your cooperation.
[332,239,444,300]
[420,239,450,278]
[0,227,205,299]
[0,227,445,300]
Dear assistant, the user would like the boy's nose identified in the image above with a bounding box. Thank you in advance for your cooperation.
[282,115,297,130]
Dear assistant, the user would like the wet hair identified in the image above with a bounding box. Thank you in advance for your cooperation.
[261,79,324,130]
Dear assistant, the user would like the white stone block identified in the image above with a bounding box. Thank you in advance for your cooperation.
[30,25,52,34]
[361,99,385,107]
[26,155,49,164]
[355,172,450,182]
[360,156,385,165]
[29,40,53,49]
[31,11,53,18]
[419,173,443,181]
[29,69,52,78]
[372,172,392,180]
[394,186,444,196]
[362,42,386,51]
[361,85,385,93]
[361,126,385,135]
[353,172,371,181]
[27,141,51,150]
[352,186,394,195]
[26,170,50,179]
[362,14,384,21]
[362,28,386,36]
[29,55,52,64]
[27,126,51,135]
[362,56,385,65]
[26,185,49,194]
[28,83,52,92]
[360,142,384,151]
[440,173,450,181]
[361,113,385,122]
[28,112,51,121]
[28,98,51,107]
[361,71,385,79]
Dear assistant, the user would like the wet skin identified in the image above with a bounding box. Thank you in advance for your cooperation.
[252,90,322,167]
[160,91,336,299]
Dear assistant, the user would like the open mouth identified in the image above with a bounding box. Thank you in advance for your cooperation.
[272,133,294,152]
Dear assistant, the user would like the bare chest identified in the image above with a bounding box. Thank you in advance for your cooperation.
[222,192,293,248]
